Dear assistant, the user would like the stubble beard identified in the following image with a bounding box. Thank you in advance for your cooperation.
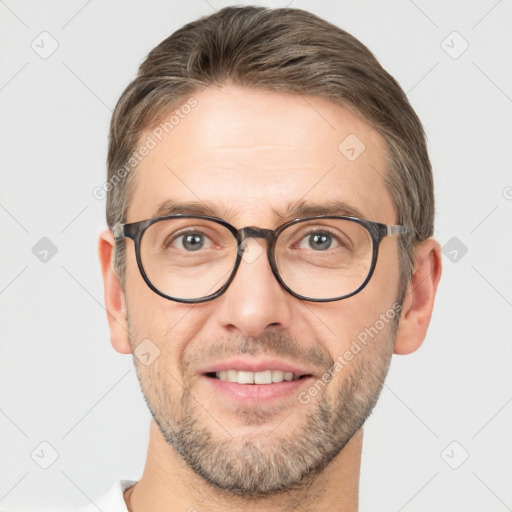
[128,312,398,496]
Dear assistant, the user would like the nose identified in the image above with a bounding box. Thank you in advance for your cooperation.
[215,237,293,338]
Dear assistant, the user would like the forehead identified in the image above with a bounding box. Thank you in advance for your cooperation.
[127,85,396,226]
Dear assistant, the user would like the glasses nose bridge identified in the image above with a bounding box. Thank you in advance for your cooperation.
[237,226,276,247]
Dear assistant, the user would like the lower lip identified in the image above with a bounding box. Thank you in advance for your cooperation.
[202,375,314,402]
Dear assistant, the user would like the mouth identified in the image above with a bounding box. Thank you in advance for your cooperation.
[199,359,316,402]
[205,369,311,384]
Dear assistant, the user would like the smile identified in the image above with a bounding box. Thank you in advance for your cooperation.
[211,369,305,384]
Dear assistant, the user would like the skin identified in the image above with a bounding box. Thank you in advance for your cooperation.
[99,85,442,511]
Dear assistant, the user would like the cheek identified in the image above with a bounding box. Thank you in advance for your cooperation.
[306,261,400,362]
[375,238,402,292]
[352,240,402,322]
[124,266,209,369]
[124,253,177,337]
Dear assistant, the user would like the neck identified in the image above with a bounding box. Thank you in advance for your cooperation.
[125,420,362,512]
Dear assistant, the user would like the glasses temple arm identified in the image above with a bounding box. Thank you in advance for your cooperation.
[386,224,408,236]
[112,223,125,242]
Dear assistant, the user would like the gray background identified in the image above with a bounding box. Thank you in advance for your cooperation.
[1,0,511,510]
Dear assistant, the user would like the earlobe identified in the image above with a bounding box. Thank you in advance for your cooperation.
[394,238,442,355]
[98,229,132,355]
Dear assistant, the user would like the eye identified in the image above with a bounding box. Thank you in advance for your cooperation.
[168,230,213,251]
[302,232,333,250]
[297,230,346,251]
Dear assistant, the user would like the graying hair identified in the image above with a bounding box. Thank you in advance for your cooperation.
[107,6,434,302]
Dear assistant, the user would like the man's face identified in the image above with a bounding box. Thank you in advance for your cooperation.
[123,85,402,494]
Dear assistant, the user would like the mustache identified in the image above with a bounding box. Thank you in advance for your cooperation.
[181,332,334,375]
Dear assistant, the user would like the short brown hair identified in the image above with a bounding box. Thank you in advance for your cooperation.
[107,6,434,301]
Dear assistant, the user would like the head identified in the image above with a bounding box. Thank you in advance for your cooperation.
[99,6,441,496]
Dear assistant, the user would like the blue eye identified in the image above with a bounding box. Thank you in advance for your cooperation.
[307,232,332,250]
[296,230,343,251]
[163,230,211,252]
[180,233,205,251]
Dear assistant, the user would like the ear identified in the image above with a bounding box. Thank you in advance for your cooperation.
[98,229,132,354]
[394,238,442,355]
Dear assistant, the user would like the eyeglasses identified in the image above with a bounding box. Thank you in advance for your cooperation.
[113,214,407,303]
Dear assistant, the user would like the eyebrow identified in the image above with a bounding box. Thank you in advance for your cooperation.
[154,199,367,224]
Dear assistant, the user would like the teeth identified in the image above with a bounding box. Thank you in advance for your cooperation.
[272,370,284,383]
[237,371,254,384]
[215,370,302,384]
[254,370,272,384]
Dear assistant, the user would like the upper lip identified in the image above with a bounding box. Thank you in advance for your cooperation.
[199,357,315,377]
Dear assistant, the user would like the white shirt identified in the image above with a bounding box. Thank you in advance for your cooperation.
[3,480,136,512]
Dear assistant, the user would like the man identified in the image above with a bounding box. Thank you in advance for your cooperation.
[96,5,441,511]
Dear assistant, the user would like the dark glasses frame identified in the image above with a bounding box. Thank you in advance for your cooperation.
[113,214,407,303]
